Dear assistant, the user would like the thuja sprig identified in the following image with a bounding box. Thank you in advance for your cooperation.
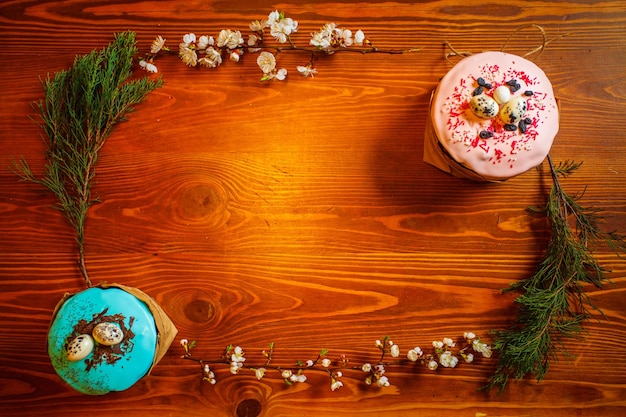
[140,10,421,81]
[179,332,492,391]
[11,32,163,287]
[486,155,626,392]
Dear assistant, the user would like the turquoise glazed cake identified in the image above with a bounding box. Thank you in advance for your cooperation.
[47,286,169,395]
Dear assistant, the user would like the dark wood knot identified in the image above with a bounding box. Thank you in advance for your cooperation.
[183,298,215,324]
[178,181,229,224]
[236,398,262,417]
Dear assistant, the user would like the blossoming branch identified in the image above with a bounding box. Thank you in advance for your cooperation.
[180,333,491,391]
[140,10,420,81]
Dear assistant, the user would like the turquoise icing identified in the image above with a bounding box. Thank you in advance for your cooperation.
[48,287,157,395]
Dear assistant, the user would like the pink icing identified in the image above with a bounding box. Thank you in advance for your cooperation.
[431,51,559,180]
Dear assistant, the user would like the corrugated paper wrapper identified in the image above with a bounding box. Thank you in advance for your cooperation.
[50,283,178,374]
[423,91,504,183]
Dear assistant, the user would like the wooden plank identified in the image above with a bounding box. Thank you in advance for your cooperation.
[1,1,625,416]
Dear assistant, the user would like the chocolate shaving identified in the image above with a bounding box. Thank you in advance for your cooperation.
[64,309,136,371]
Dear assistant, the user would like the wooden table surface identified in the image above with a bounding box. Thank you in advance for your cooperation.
[1,1,625,416]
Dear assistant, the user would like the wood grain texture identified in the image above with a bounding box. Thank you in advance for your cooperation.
[1,1,625,416]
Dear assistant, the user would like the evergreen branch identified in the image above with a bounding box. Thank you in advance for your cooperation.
[485,155,626,392]
[11,32,162,287]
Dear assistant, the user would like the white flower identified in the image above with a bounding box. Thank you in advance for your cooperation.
[139,60,158,73]
[229,362,243,374]
[229,346,245,372]
[375,339,383,348]
[260,67,287,82]
[305,359,315,367]
[297,65,318,78]
[197,35,213,50]
[432,340,444,349]
[202,364,217,384]
[331,379,343,391]
[335,28,353,47]
[361,363,372,372]
[309,23,356,50]
[464,353,474,364]
[150,35,166,54]
[439,351,459,368]
[230,50,241,62]
[182,33,196,47]
[473,340,492,358]
[281,369,292,379]
[270,16,298,43]
[199,47,222,68]
[310,32,331,50]
[231,346,245,362]
[390,344,400,358]
[257,51,276,73]
[354,29,365,46]
[275,68,287,81]
[255,368,266,380]
[295,373,307,383]
[464,332,476,340]
[217,29,243,49]
[482,346,492,358]
[443,337,455,348]
[427,360,438,370]
[180,339,188,346]
[198,58,212,67]
[266,10,281,26]
[407,347,422,362]
[376,375,390,387]
[249,19,265,32]
[247,34,261,52]
[310,23,335,51]
[321,358,332,368]
[179,44,198,66]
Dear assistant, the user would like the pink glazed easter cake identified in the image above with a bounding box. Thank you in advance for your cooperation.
[426,51,559,181]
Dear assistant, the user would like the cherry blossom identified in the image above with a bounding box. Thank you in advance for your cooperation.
[297,64,318,78]
[141,10,417,79]
[180,333,490,392]
[139,59,157,73]
[150,35,166,54]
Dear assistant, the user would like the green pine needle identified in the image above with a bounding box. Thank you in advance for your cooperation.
[12,31,163,287]
[485,156,626,392]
